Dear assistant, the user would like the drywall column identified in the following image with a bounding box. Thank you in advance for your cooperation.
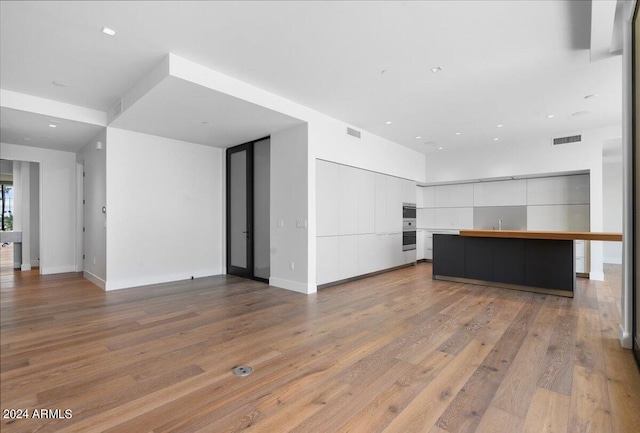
[12,161,21,269]
[270,123,311,293]
[12,161,31,271]
[620,0,634,349]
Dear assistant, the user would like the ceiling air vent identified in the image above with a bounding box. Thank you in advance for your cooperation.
[112,101,122,119]
[346,127,361,139]
[552,134,582,146]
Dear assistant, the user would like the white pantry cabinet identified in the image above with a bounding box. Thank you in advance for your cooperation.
[357,169,376,234]
[316,160,340,236]
[316,159,415,286]
[339,165,359,235]
[374,173,387,234]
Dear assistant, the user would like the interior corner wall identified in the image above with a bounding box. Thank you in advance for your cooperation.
[105,127,223,290]
[78,130,107,287]
[423,126,621,281]
[270,123,311,293]
[0,142,77,274]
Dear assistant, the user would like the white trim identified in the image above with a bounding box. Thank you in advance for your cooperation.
[41,265,77,274]
[589,271,605,281]
[83,270,106,290]
[269,277,317,294]
[619,326,632,349]
[105,269,220,291]
[20,263,31,271]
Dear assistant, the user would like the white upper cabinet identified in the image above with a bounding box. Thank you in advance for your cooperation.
[417,208,435,228]
[357,169,375,234]
[526,204,590,231]
[422,186,436,208]
[435,207,474,229]
[338,164,359,235]
[473,179,527,207]
[402,179,416,204]
[386,176,402,233]
[316,160,340,236]
[435,183,474,208]
[526,174,590,205]
[374,173,387,234]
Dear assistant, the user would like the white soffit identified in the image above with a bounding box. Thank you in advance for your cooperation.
[590,0,619,61]
[109,74,304,148]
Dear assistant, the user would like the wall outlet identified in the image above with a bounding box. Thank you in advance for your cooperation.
[289,261,295,271]
[296,220,307,229]
[93,257,96,265]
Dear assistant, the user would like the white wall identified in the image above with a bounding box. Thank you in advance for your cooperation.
[270,124,310,293]
[603,159,623,264]
[0,143,77,274]
[423,126,621,281]
[78,131,107,287]
[105,128,223,290]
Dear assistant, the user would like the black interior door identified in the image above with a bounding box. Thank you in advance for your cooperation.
[226,143,253,278]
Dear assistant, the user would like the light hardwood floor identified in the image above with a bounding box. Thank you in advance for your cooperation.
[1,261,639,432]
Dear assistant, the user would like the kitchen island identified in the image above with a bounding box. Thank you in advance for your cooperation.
[432,230,622,298]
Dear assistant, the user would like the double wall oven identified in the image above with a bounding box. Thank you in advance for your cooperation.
[403,203,416,251]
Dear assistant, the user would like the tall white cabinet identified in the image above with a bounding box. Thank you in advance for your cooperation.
[316,159,416,286]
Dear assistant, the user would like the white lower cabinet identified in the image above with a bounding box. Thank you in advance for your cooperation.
[425,233,433,260]
[357,234,377,275]
[575,240,589,274]
[388,232,403,267]
[374,233,389,271]
[317,236,340,285]
[339,235,359,280]
[416,231,426,260]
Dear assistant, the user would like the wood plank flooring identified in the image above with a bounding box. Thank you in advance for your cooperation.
[1,262,639,432]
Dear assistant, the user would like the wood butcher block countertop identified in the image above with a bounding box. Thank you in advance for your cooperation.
[459,229,623,242]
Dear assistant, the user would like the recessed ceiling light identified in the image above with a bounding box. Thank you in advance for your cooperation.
[547,114,555,118]
[455,132,461,136]
[385,121,392,125]
[52,81,67,88]
[381,69,387,74]
[415,136,421,139]
[48,123,57,128]
[101,26,116,36]
[584,94,599,99]
[497,124,503,128]
[436,146,444,150]
[493,138,499,141]
[430,66,443,73]
[571,111,591,117]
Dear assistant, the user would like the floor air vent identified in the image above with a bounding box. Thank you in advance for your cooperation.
[347,127,361,139]
[552,134,581,145]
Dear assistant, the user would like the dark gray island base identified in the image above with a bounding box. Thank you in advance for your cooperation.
[433,234,575,297]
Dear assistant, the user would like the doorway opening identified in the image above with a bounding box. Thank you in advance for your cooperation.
[226,137,270,282]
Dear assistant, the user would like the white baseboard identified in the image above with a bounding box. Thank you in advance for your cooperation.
[41,265,78,275]
[83,270,106,290]
[589,271,605,281]
[20,263,32,271]
[105,269,221,291]
[269,277,316,294]
[604,257,623,265]
[619,325,633,349]
[31,259,40,267]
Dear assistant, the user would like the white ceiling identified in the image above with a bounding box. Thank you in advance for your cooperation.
[0,1,623,154]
